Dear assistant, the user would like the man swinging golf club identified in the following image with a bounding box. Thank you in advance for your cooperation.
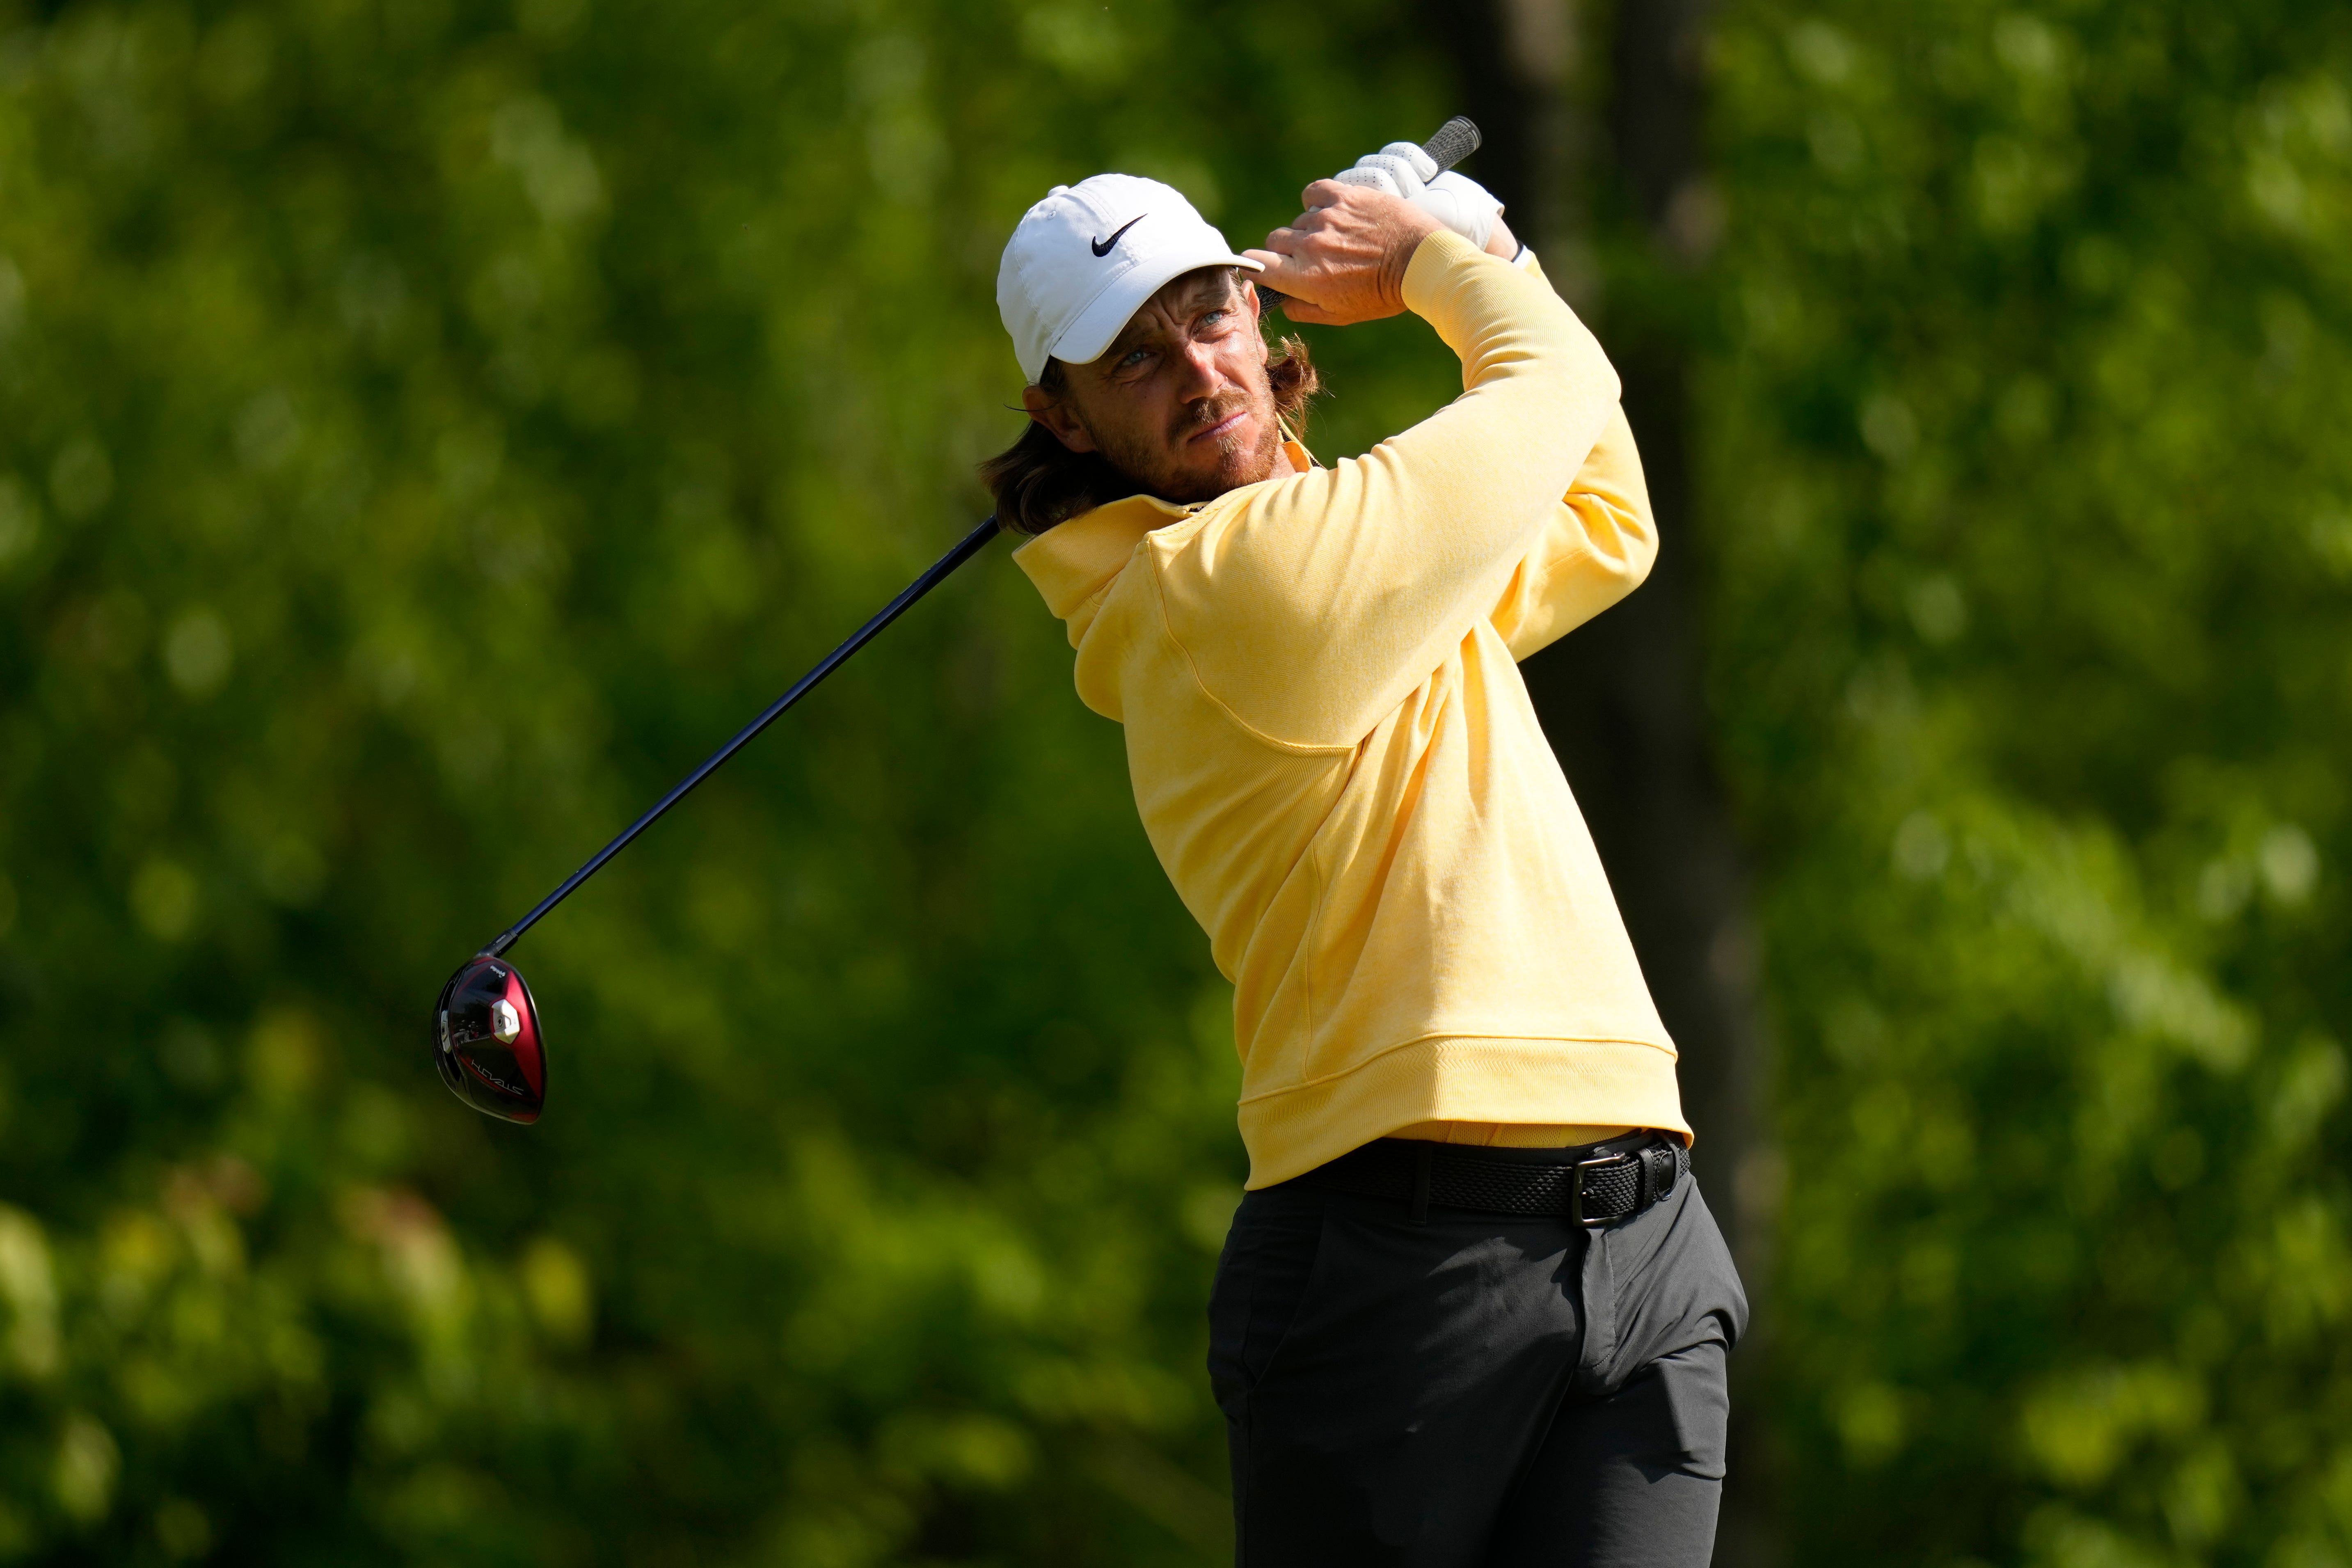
[985,141,1747,1565]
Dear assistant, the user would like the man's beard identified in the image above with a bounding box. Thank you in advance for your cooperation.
[1087,370,1284,507]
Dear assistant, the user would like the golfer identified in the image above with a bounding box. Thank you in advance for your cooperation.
[987,146,1746,1566]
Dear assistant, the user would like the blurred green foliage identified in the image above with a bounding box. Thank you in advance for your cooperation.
[4,0,2350,1563]
[1705,1,2352,1564]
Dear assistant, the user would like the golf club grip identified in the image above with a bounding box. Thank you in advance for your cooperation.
[480,515,1002,959]
[1419,116,1481,172]
[1262,117,1482,314]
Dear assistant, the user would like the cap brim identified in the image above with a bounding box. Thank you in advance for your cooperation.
[1046,245,1265,371]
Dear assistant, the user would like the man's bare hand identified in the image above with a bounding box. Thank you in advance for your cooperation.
[1242,181,1446,326]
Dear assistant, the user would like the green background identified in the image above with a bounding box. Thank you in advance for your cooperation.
[0,0,2346,1562]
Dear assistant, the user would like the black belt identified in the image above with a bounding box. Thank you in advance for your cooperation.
[1296,1131,1688,1226]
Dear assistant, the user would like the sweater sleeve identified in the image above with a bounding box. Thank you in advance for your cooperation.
[1487,402,1657,661]
[1143,230,1623,750]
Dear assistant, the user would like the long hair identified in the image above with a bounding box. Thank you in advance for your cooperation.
[979,283,1322,537]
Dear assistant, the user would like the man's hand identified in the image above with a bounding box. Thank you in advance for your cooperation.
[1335,142,1510,255]
[1243,181,1446,326]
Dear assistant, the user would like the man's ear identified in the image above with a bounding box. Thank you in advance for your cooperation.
[1021,383,1096,454]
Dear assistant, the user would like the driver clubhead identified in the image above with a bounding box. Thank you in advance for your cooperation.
[434,954,546,1123]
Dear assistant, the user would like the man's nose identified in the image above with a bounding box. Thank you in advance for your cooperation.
[1173,337,1222,398]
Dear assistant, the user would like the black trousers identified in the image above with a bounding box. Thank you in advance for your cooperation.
[1208,1144,1747,1567]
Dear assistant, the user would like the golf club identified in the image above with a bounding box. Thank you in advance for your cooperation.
[433,515,1000,1122]
[433,115,1485,1124]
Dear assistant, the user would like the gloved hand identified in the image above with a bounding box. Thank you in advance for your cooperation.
[1332,141,1505,252]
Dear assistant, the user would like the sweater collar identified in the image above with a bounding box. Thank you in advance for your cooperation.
[1010,439,1314,647]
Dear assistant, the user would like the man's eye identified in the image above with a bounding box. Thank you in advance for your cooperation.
[1118,348,1151,371]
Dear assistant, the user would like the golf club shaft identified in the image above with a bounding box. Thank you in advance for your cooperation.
[481,515,1002,959]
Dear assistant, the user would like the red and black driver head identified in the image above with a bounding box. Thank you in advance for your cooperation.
[433,955,546,1123]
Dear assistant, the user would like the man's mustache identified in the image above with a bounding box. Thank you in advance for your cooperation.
[1172,396,1253,443]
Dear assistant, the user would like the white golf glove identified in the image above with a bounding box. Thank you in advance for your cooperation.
[1332,141,1505,252]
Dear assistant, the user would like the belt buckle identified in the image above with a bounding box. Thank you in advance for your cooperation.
[1568,1147,1640,1228]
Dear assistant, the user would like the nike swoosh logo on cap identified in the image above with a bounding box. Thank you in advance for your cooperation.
[1091,215,1144,257]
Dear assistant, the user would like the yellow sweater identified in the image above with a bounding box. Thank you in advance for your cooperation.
[1012,230,1686,1188]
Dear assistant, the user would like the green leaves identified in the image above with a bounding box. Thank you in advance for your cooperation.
[1709,0,2352,1561]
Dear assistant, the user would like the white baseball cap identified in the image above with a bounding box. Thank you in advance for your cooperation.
[997,174,1263,385]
